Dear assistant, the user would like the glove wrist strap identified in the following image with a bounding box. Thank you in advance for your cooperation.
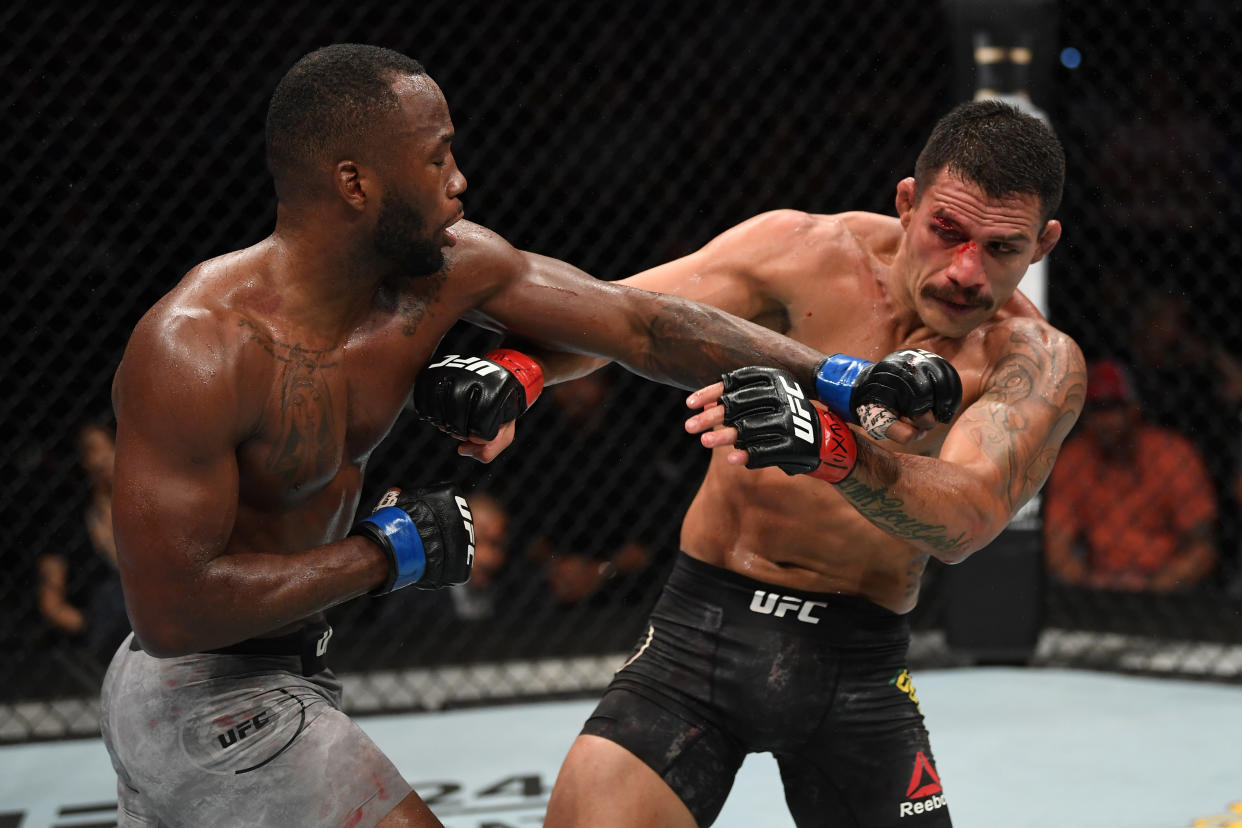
[808,409,858,484]
[485,348,544,408]
[351,506,427,594]
[814,354,872,423]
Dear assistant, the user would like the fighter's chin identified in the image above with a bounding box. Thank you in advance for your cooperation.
[920,297,990,337]
[442,211,465,247]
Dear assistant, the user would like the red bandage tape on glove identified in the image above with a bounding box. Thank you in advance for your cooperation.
[808,408,857,483]
[484,349,544,409]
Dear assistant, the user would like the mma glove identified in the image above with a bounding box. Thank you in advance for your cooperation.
[721,366,858,483]
[814,349,962,425]
[350,484,476,594]
[413,349,544,441]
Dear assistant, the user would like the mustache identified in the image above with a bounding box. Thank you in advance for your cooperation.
[922,285,992,310]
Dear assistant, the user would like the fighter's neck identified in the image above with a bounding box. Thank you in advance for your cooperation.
[878,245,939,344]
[255,229,389,340]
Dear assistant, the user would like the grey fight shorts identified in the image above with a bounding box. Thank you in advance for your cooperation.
[99,629,411,827]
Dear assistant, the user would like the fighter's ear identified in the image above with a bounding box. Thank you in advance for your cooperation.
[896,177,917,228]
[334,161,369,212]
[1031,219,1062,264]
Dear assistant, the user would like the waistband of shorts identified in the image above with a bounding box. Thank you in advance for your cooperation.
[666,551,907,639]
[129,622,333,676]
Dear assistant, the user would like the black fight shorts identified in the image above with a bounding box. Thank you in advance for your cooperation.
[582,552,952,827]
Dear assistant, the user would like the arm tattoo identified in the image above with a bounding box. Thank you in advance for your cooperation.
[835,473,973,560]
[636,297,820,390]
[962,328,1086,511]
[832,324,1084,559]
[239,320,339,487]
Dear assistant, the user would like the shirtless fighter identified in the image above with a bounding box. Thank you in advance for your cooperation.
[97,44,947,828]
[520,100,1083,827]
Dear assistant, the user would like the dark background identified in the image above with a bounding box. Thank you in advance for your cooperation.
[3,0,1241,739]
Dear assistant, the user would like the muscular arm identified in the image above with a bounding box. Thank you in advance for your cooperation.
[111,313,389,656]
[467,214,805,387]
[833,323,1086,563]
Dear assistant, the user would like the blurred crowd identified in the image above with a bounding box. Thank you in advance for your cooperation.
[26,327,1242,695]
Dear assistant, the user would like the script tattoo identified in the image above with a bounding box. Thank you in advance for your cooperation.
[834,322,1084,561]
[240,320,339,487]
[835,474,973,561]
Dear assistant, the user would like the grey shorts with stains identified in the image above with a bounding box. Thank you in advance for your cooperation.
[99,630,411,827]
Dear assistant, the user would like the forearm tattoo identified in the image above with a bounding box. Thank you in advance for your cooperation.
[836,471,973,561]
[637,297,821,390]
[835,325,1084,556]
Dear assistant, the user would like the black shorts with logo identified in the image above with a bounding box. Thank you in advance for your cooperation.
[581,552,952,827]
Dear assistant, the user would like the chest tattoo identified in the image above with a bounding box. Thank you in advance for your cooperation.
[241,320,340,486]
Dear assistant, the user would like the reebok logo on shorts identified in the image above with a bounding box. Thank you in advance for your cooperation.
[748,590,827,624]
[899,751,947,818]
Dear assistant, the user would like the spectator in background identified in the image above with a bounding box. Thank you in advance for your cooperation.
[1129,289,1242,437]
[36,419,129,662]
[449,491,511,621]
[1044,359,1218,592]
[512,369,667,609]
[1128,288,1242,590]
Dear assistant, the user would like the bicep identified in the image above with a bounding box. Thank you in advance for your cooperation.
[470,250,653,356]
[472,216,786,349]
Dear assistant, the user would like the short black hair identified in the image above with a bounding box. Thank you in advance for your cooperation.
[914,99,1065,223]
[265,43,426,200]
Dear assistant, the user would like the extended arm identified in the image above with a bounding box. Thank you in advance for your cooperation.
[506,212,798,385]
[460,217,817,390]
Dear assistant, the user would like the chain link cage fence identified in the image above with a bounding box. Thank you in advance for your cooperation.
[3,0,1240,742]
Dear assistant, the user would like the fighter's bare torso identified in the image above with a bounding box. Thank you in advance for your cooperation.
[113,215,836,648]
[112,245,457,631]
[673,211,1050,612]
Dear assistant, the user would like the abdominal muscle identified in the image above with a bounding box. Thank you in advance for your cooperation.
[679,452,926,614]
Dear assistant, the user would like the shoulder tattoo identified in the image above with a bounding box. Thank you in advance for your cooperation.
[965,326,1086,510]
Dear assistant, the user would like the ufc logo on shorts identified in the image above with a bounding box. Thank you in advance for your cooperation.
[427,354,502,376]
[749,590,827,624]
[777,375,814,444]
[455,495,476,566]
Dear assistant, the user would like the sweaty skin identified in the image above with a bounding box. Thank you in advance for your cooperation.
[110,74,829,660]
[545,173,1085,613]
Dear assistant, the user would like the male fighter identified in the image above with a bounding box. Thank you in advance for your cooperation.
[436,100,1083,827]
[98,44,947,827]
